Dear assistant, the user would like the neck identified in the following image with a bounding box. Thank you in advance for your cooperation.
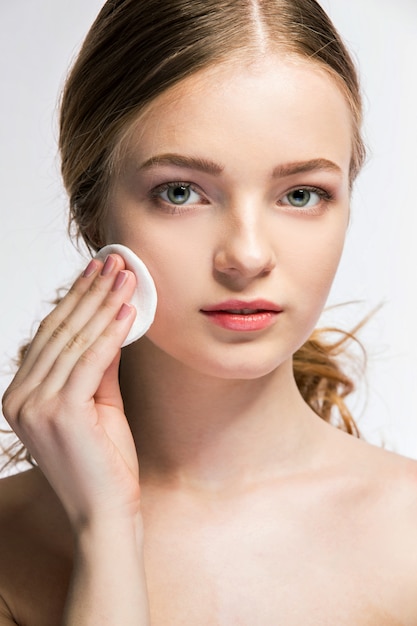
[120,339,324,493]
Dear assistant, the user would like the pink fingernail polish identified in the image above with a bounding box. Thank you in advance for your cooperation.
[82,260,98,278]
[101,255,116,276]
[116,303,132,320]
[112,270,128,291]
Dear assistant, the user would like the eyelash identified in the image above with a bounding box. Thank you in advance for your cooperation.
[278,186,334,215]
[150,182,206,214]
[149,181,334,215]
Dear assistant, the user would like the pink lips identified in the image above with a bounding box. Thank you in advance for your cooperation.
[200,299,282,332]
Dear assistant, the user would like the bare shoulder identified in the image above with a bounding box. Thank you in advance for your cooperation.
[0,469,40,621]
[0,466,64,530]
[368,439,417,530]
[325,424,417,520]
[331,427,417,593]
[302,424,417,623]
[0,466,42,512]
[0,467,44,543]
[337,428,417,501]
[0,468,72,626]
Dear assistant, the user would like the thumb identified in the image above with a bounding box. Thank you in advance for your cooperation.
[94,350,123,411]
[94,351,139,479]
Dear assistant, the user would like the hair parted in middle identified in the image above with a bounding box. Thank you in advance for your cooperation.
[2,0,368,472]
[59,0,365,253]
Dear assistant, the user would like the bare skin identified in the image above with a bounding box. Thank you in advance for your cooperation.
[2,55,417,624]
[1,436,417,625]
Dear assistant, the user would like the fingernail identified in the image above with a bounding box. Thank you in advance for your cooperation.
[112,270,128,291]
[82,259,98,278]
[116,303,132,320]
[101,255,116,276]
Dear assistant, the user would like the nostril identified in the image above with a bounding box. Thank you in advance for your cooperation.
[213,247,276,279]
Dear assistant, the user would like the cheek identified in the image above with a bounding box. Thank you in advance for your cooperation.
[274,218,347,352]
[118,224,206,320]
[281,216,347,301]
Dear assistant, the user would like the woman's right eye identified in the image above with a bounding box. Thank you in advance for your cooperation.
[151,182,206,210]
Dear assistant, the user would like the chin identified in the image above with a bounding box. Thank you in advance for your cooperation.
[188,350,292,381]
[143,330,298,381]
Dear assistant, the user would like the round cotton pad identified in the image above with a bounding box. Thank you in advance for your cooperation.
[95,244,157,347]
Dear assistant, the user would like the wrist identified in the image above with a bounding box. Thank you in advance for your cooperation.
[64,512,150,626]
[74,511,145,552]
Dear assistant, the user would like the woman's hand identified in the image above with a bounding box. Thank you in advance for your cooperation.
[2,255,151,624]
[2,254,141,531]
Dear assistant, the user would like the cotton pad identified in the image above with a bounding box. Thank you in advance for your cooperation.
[95,244,157,347]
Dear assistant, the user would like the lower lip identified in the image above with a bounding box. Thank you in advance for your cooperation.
[201,311,280,331]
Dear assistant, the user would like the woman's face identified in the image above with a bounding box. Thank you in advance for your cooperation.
[106,54,352,379]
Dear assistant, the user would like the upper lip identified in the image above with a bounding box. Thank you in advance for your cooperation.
[201,299,283,313]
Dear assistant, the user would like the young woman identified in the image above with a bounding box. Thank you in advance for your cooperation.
[1,1,417,624]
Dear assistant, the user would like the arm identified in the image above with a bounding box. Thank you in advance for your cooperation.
[63,518,150,625]
[2,255,150,625]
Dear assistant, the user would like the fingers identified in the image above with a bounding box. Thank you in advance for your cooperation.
[2,254,137,415]
[15,255,131,379]
[17,258,107,373]
[44,299,135,402]
[1,254,144,530]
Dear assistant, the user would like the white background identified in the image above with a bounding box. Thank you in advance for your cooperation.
[1,1,416,472]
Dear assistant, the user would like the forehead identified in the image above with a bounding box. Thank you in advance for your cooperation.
[123,54,353,178]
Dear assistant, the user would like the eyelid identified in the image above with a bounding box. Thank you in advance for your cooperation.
[149,180,334,215]
[278,185,334,213]
[281,184,333,199]
[152,181,207,199]
[150,181,209,213]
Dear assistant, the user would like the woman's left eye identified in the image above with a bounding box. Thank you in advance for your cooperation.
[280,187,330,211]
[152,182,203,207]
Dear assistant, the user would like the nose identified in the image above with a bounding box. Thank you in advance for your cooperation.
[213,205,276,281]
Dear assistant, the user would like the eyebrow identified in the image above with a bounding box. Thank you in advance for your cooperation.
[138,153,342,178]
[272,158,343,178]
[139,153,224,175]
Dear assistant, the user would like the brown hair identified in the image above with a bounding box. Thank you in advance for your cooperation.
[60,0,365,250]
[2,0,367,470]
